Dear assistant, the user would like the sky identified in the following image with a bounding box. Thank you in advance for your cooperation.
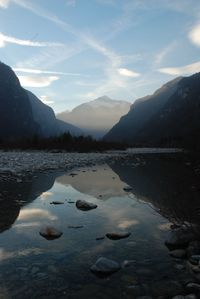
[0,0,200,113]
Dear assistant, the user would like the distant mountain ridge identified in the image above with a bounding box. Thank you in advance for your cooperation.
[57,96,131,139]
[104,73,200,148]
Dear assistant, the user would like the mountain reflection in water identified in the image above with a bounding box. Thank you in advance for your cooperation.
[0,154,200,299]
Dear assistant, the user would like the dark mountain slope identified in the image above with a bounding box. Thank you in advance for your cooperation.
[26,90,82,137]
[0,62,39,140]
[137,73,200,148]
[104,77,182,143]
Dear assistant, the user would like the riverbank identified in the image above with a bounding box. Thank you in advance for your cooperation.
[0,148,184,179]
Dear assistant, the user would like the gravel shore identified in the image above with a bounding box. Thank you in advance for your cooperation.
[0,150,128,180]
[0,148,183,181]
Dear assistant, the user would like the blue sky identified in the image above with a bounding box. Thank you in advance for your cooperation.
[0,0,200,112]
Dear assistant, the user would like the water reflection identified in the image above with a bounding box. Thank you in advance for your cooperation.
[0,172,60,233]
[0,155,200,298]
[109,155,200,226]
[57,164,127,199]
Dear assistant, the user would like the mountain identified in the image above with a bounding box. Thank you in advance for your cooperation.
[26,90,82,137]
[137,73,200,148]
[104,77,182,144]
[57,96,131,139]
[0,62,39,140]
[0,61,82,141]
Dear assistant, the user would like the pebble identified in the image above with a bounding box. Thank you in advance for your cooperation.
[121,260,136,268]
[31,266,40,275]
[39,227,63,240]
[68,225,83,229]
[106,232,131,240]
[186,282,200,292]
[96,236,105,240]
[90,257,121,275]
[123,186,133,192]
[165,228,194,249]
[169,249,187,259]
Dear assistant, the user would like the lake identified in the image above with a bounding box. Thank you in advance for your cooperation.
[1,154,200,298]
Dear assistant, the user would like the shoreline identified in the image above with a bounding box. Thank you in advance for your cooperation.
[0,148,184,181]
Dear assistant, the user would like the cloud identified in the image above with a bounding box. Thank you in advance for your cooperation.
[40,95,55,105]
[0,32,63,48]
[189,23,200,47]
[18,75,59,87]
[158,61,200,75]
[18,208,57,220]
[13,67,82,76]
[13,0,141,98]
[154,42,177,65]
[66,0,76,7]
[0,0,10,8]
[118,68,140,78]
[96,0,115,6]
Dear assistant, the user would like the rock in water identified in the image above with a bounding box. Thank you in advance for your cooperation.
[90,257,121,276]
[169,249,186,259]
[50,201,64,205]
[39,227,63,240]
[165,228,194,249]
[76,200,97,211]
[106,232,131,240]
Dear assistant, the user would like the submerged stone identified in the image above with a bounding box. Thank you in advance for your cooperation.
[106,232,131,240]
[169,249,187,259]
[39,227,63,240]
[186,283,200,292]
[76,199,97,211]
[50,201,64,205]
[90,257,121,276]
[165,228,194,249]
[68,225,83,229]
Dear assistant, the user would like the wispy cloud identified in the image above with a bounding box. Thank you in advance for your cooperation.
[66,0,76,7]
[154,42,177,65]
[95,0,116,6]
[0,32,63,48]
[12,0,141,98]
[16,42,86,70]
[40,95,55,105]
[0,0,10,8]
[118,68,140,78]
[18,75,59,87]
[13,67,82,76]
[188,23,200,47]
[158,61,200,75]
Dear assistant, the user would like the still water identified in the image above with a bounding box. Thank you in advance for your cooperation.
[0,155,200,298]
